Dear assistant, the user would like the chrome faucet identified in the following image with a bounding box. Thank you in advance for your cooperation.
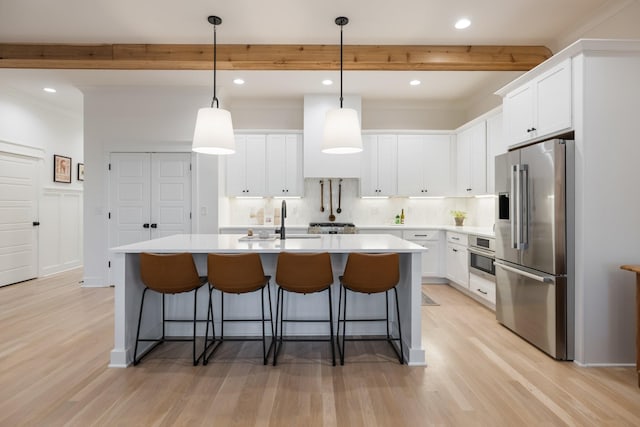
[280,200,287,240]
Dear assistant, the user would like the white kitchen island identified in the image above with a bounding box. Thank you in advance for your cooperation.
[109,233,427,367]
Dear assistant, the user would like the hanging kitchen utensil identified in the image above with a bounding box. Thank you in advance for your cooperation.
[337,179,342,213]
[320,180,325,212]
[329,179,336,221]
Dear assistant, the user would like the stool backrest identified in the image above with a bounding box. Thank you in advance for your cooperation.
[139,252,202,294]
[207,253,267,292]
[276,252,334,293]
[342,253,400,293]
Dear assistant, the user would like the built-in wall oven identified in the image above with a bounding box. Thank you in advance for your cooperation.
[468,235,495,281]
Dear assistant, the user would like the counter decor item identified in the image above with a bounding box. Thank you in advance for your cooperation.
[451,210,466,226]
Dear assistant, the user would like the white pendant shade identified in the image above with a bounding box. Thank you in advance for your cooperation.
[322,108,363,154]
[192,107,235,155]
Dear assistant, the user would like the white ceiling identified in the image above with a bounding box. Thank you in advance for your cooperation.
[0,0,624,113]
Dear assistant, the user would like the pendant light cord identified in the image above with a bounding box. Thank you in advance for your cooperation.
[211,22,219,108]
[339,24,343,109]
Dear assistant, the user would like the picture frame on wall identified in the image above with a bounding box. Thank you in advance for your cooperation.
[53,154,72,183]
[77,163,85,181]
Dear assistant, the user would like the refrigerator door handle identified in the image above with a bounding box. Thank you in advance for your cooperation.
[511,164,519,249]
[521,164,529,249]
[494,261,554,283]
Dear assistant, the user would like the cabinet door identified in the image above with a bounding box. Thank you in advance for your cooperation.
[397,135,425,196]
[226,135,247,196]
[446,243,468,287]
[243,135,266,196]
[486,112,504,195]
[456,129,472,196]
[266,135,287,196]
[376,134,397,196]
[504,83,535,145]
[456,122,486,196]
[422,241,440,277]
[360,135,380,196]
[535,58,572,139]
[423,135,452,196]
[283,135,301,196]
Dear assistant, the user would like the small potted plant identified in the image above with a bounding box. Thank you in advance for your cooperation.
[450,210,467,226]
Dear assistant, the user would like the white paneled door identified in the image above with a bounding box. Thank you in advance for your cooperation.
[0,153,38,287]
[109,153,192,250]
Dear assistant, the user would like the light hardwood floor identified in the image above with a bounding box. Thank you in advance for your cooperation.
[1,269,639,426]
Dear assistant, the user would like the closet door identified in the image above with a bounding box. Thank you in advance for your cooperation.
[150,153,192,239]
[109,152,192,248]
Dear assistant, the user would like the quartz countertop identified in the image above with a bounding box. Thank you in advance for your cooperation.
[111,233,427,254]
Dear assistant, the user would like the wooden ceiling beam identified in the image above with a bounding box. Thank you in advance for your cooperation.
[0,43,552,71]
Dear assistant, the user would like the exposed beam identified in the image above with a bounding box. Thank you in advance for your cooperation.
[0,43,552,71]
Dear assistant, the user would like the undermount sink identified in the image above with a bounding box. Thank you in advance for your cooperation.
[285,234,321,239]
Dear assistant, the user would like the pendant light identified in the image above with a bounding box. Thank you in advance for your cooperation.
[322,16,363,154]
[192,15,235,155]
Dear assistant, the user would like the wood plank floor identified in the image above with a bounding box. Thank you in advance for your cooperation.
[1,268,639,426]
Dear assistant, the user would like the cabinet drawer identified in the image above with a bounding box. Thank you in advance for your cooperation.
[446,231,468,245]
[469,272,496,304]
[403,230,441,241]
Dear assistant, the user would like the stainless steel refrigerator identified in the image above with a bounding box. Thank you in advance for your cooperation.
[494,137,574,360]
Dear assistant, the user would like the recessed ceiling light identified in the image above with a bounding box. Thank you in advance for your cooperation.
[455,18,471,29]
[233,78,245,85]
[322,79,333,86]
[409,80,421,86]
[43,87,57,93]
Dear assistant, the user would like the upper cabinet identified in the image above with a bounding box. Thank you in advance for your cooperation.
[266,134,303,197]
[303,95,362,178]
[226,135,266,197]
[397,134,452,197]
[456,121,486,196]
[360,134,397,197]
[485,111,505,195]
[503,58,572,145]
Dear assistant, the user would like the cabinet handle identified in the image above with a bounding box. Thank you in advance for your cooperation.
[531,127,536,131]
[476,288,488,295]
[451,237,459,241]
[143,223,150,228]
[466,188,472,191]
[452,248,458,252]
[414,234,427,237]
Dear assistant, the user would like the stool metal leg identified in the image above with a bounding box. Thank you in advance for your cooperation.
[133,287,149,366]
[340,285,348,365]
[393,287,404,364]
[328,286,336,366]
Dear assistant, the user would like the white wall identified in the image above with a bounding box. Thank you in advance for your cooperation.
[82,86,220,286]
[0,86,84,277]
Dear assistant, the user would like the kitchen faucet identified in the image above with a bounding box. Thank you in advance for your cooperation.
[280,200,287,240]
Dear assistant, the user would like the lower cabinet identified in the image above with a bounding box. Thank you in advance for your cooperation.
[402,230,442,278]
[445,232,468,287]
[469,272,496,305]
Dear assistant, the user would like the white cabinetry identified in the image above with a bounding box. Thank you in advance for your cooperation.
[397,134,452,197]
[226,135,266,197]
[361,134,397,197]
[469,272,496,305]
[403,230,442,278]
[266,134,302,197]
[456,122,486,196]
[503,58,572,145]
[485,111,505,195]
[445,231,468,287]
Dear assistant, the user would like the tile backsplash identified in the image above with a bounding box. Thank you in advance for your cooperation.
[222,179,495,228]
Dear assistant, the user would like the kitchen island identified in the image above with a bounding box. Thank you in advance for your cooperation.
[109,233,427,367]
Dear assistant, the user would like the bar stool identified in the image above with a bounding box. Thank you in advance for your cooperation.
[337,252,404,365]
[203,253,274,365]
[134,252,208,366]
[273,252,335,366]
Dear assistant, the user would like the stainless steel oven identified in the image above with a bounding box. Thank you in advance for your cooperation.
[469,235,495,280]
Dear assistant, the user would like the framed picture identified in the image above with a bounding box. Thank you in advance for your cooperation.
[77,163,85,181]
[53,155,72,183]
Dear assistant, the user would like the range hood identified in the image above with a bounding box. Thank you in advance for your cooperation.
[303,94,362,178]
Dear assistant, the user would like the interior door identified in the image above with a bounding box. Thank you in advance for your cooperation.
[0,152,38,287]
[150,153,192,239]
[109,153,151,247]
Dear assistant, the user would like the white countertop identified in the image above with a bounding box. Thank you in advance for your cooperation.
[219,224,495,238]
[111,233,427,254]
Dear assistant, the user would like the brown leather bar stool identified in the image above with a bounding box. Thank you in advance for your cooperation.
[337,252,404,365]
[203,253,274,365]
[273,252,336,366]
[134,252,208,366]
